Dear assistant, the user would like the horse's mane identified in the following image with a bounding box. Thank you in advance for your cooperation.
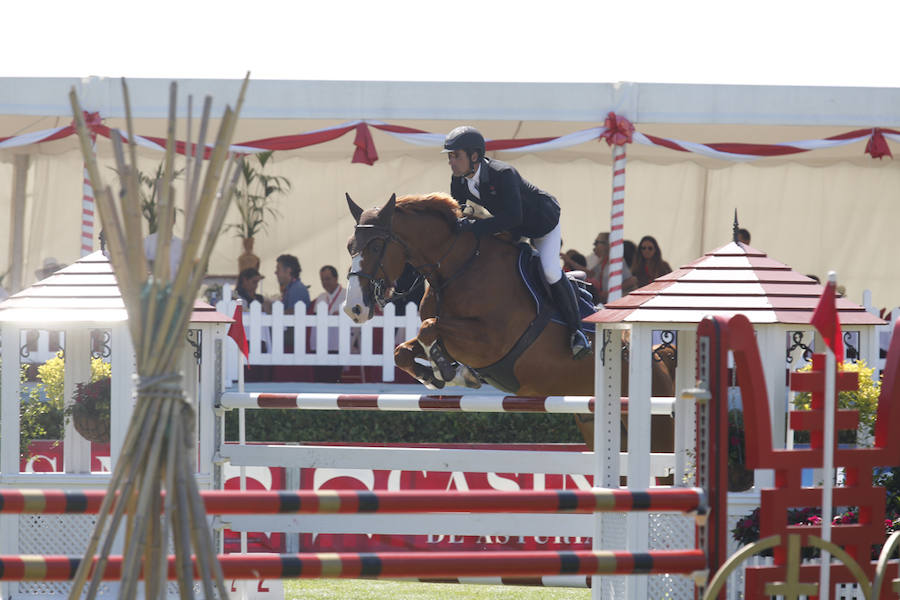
[395,193,461,226]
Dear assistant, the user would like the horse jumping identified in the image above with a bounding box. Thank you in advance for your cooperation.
[342,192,674,451]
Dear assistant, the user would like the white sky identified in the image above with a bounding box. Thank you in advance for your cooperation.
[3,0,899,87]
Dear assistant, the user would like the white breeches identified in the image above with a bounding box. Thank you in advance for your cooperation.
[533,224,564,284]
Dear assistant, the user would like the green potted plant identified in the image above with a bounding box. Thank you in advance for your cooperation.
[17,354,112,453]
[227,151,290,272]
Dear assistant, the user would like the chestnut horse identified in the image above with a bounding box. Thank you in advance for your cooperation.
[342,192,674,451]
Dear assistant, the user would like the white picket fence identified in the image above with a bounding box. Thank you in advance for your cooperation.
[10,288,899,389]
[215,284,421,384]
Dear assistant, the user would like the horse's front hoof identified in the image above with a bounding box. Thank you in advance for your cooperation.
[423,378,445,390]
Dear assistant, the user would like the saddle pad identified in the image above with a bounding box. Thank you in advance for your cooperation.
[516,244,596,334]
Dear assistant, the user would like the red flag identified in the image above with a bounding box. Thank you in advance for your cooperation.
[810,281,844,359]
[227,305,249,361]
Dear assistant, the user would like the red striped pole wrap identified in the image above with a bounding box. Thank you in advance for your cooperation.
[0,550,707,581]
[607,142,627,302]
[0,488,706,516]
[81,130,97,256]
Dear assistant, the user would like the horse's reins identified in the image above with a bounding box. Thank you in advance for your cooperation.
[349,222,480,310]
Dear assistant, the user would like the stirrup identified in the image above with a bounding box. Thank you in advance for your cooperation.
[569,330,592,360]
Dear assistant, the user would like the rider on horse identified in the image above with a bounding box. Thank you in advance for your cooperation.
[443,125,592,360]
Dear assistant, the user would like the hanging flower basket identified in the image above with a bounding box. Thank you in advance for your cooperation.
[72,408,110,444]
[728,463,754,492]
[66,378,111,444]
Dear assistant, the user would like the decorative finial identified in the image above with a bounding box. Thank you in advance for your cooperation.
[733,209,739,243]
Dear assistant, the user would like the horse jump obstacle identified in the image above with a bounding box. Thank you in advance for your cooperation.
[0,549,708,581]
[215,392,681,492]
[219,391,675,414]
[0,488,706,516]
[0,488,707,582]
[213,387,708,600]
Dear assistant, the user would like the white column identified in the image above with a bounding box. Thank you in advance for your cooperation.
[109,324,135,470]
[0,322,17,600]
[183,329,200,473]
[595,325,624,600]
[754,325,783,489]
[7,155,29,293]
[63,328,92,473]
[1,325,20,475]
[625,323,651,600]
[674,330,697,486]
[198,323,224,481]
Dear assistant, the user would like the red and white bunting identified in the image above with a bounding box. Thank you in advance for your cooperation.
[0,116,896,165]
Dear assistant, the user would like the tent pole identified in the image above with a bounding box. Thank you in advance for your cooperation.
[607,144,627,302]
[7,154,29,294]
[698,167,710,256]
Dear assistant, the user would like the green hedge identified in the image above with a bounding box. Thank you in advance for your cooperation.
[223,409,585,444]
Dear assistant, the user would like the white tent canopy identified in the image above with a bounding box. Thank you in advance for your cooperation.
[1,77,899,307]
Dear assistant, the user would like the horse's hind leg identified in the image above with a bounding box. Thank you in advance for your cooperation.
[395,338,445,389]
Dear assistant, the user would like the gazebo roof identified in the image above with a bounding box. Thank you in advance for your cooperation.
[0,251,231,325]
[586,242,885,326]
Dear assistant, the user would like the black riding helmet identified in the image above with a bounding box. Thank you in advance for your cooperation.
[443,126,486,157]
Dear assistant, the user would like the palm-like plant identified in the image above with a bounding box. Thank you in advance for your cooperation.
[113,162,184,234]
[228,151,290,239]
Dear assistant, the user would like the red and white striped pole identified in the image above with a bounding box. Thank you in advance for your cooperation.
[80,113,101,256]
[80,133,96,256]
[607,143,627,302]
[601,113,634,303]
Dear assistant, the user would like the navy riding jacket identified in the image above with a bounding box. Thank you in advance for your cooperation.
[450,157,560,239]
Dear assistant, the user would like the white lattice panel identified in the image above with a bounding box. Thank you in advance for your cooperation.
[648,513,695,600]
[596,513,627,599]
[13,514,198,599]
[16,514,113,598]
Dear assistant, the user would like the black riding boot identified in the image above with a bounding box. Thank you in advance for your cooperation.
[550,278,592,360]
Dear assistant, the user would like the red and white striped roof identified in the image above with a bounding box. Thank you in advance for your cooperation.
[586,242,885,326]
[0,251,230,325]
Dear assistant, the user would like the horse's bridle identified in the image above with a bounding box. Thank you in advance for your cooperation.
[348,223,408,309]
[349,221,479,310]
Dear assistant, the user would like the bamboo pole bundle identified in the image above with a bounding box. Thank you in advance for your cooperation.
[67,75,248,600]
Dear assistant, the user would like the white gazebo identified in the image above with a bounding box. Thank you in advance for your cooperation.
[0,250,230,599]
[585,240,885,599]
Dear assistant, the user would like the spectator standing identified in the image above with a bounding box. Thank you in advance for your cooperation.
[235,267,264,308]
[275,254,310,314]
[631,235,672,288]
[585,232,634,303]
[311,265,346,382]
[312,265,346,348]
